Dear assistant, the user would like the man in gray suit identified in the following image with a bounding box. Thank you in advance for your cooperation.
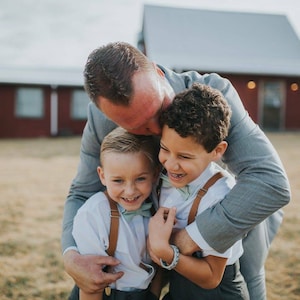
[62,42,290,300]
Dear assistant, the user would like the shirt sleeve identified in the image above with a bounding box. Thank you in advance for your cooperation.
[185,222,232,258]
[72,193,110,256]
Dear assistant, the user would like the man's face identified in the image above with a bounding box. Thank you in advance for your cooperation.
[98,67,174,135]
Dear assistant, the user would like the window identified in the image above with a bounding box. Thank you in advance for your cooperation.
[15,87,44,118]
[71,89,90,120]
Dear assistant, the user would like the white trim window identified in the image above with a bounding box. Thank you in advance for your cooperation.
[15,87,44,118]
[71,89,90,120]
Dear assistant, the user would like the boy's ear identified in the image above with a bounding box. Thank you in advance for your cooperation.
[213,141,228,161]
[97,166,106,186]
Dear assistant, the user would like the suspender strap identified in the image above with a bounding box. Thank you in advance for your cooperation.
[187,172,224,225]
[104,191,120,257]
[105,191,155,257]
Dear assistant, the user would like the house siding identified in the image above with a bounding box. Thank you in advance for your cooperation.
[0,84,86,138]
[214,73,300,130]
[285,78,300,129]
[222,74,260,123]
[0,74,299,138]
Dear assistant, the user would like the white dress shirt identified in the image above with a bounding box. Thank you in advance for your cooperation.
[159,162,243,265]
[72,191,155,291]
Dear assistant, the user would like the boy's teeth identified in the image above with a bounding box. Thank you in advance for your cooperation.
[124,196,138,201]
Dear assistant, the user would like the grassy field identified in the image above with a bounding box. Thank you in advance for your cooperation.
[0,133,299,299]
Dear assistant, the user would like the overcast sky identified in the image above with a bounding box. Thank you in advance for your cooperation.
[1,0,299,69]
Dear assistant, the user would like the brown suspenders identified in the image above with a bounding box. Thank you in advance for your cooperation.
[105,172,224,256]
[104,191,120,257]
[187,172,224,224]
[103,172,223,296]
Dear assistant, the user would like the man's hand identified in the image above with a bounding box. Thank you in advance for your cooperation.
[171,228,200,256]
[63,250,124,293]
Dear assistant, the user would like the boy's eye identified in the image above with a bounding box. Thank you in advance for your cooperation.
[180,155,191,159]
[112,179,123,183]
[160,145,168,152]
[136,177,146,182]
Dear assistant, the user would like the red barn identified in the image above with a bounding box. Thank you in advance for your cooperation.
[138,5,300,131]
[0,67,89,138]
[1,5,300,138]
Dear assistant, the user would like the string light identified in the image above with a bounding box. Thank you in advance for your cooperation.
[247,81,256,89]
[290,83,299,91]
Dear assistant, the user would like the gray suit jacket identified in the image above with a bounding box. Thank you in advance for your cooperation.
[62,66,290,253]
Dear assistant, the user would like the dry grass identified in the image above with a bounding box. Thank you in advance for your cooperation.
[0,133,299,299]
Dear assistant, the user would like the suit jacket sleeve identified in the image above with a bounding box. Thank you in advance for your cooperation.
[199,73,290,252]
[163,67,291,253]
[61,102,117,252]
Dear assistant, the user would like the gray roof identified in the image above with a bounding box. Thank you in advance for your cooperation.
[0,66,83,86]
[141,5,300,76]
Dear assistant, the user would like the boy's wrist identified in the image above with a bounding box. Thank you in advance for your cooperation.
[160,245,180,270]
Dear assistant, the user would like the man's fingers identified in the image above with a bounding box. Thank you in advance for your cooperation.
[96,255,121,267]
[103,269,124,281]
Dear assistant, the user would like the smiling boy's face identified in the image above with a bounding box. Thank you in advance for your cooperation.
[159,125,226,188]
[98,151,157,211]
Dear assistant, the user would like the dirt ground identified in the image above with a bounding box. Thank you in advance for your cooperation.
[0,132,299,299]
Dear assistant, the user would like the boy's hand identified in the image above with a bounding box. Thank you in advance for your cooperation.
[148,207,176,263]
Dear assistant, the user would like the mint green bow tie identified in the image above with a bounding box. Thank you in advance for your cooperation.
[160,173,190,200]
[122,202,153,222]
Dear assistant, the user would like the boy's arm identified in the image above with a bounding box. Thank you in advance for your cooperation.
[166,250,227,289]
[148,207,227,289]
[171,228,199,255]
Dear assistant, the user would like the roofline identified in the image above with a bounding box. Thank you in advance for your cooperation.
[0,67,84,86]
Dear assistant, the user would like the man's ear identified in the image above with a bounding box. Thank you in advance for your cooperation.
[153,62,165,78]
[97,166,106,186]
[213,141,228,161]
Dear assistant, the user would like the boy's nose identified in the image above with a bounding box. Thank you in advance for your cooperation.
[164,158,179,171]
[124,183,136,195]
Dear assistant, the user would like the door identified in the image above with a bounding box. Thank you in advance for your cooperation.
[260,81,285,130]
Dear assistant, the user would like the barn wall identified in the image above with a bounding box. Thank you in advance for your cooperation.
[216,73,300,131]
[57,87,86,136]
[1,73,299,139]
[0,84,51,138]
[0,84,86,138]
[223,74,259,123]
[285,78,300,130]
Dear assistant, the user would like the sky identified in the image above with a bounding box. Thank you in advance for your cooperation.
[0,0,300,69]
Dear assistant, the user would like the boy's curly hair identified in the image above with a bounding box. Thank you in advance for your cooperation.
[160,83,231,153]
